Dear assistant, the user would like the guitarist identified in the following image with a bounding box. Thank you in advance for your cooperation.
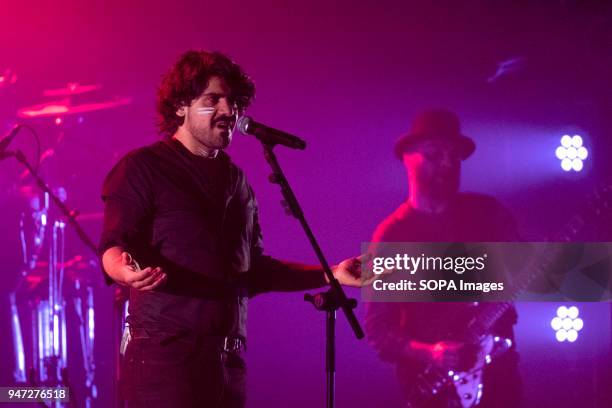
[365,109,522,407]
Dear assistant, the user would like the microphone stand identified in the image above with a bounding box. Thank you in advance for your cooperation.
[259,142,363,408]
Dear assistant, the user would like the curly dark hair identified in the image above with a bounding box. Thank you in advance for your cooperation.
[156,50,255,136]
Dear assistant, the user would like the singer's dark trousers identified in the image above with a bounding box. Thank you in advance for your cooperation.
[121,328,246,408]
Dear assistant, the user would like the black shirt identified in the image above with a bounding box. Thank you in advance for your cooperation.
[364,193,519,365]
[99,138,325,339]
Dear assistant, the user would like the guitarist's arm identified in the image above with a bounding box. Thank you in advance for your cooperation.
[365,302,463,368]
[365,301,411,363]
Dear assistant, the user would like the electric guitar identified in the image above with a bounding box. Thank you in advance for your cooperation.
[405,185,612,408]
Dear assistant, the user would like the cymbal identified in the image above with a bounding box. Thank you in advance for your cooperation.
[0,68,17,88]
[43,82,102,97]
[17,97,132,118]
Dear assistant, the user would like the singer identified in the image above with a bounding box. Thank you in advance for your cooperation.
[98,50,364,408]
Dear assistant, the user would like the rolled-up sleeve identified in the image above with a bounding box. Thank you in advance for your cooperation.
[98,153,154,284]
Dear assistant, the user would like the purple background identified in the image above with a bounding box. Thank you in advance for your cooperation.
[1,1,611,406]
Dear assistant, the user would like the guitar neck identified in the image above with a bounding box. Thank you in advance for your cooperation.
[467,210,591,340]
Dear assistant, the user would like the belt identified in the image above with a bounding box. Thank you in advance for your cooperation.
[222,336,245,353]
[128,326,245,353]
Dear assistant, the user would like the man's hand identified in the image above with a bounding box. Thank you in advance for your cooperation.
[429,341,464,369]
[330,254,372,287]
[328,253,395,287]
[102,247,167,291]
[403,340,476,370]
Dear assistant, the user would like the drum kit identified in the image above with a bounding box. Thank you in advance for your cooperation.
[2,73,131,408]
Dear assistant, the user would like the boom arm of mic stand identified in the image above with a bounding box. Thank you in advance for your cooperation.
[261,143,364,339]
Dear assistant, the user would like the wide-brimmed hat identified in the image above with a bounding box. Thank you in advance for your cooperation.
[393,109,475,160]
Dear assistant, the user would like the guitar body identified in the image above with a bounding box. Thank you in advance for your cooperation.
[402,185,612,408]
[405,335,512,408]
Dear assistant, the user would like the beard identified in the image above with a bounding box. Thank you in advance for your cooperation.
[187,121,232,150]
[419,169,460,198]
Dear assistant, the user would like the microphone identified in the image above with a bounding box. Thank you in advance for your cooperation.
[0,124,22,159]
[237,116,306,150]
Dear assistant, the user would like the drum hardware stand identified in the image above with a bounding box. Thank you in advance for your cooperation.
[3,149,99,407]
